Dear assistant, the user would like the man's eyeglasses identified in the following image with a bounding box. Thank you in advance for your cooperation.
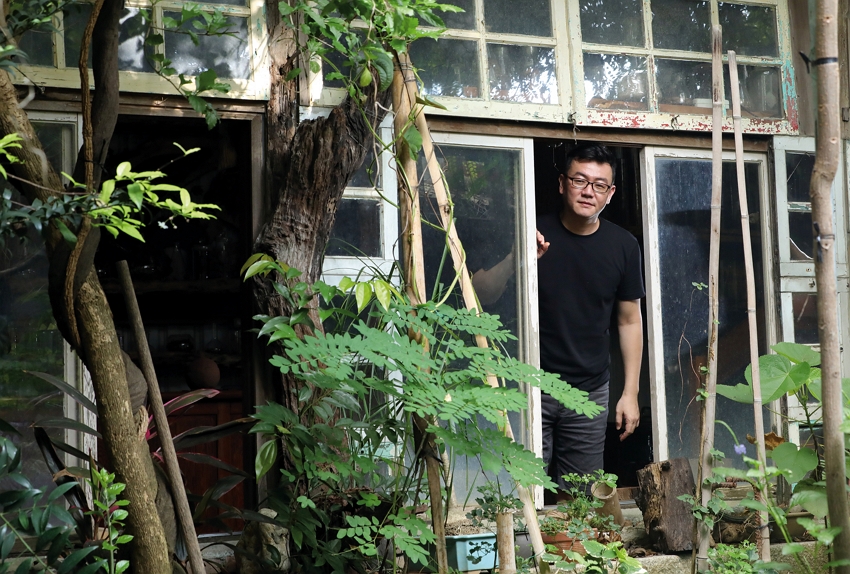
[567,176,613,195]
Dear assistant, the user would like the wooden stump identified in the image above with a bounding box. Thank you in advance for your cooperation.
[636,458,696,552]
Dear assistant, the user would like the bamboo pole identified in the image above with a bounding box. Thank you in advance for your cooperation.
[695,26,724,573]
[395,51,550,573]
[809,0,850,566]
[391,58,449,574]
[496,512,517,574]
[116,261,205,574]
[728,51,770,562]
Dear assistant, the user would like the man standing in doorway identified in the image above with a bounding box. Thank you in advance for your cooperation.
[536,143,644,492]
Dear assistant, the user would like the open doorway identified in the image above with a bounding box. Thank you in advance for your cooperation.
[533,139,652,494]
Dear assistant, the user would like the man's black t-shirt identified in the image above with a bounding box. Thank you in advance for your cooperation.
[537,213,645,391]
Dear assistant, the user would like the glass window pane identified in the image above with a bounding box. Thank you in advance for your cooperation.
[724,65,782,118]
[487,44,557,104]
[0,121,72,496]
[63,4,93,68]
[165,13,250,80]
[788,211,813,261]
[655,157,766,467]
[580,0,644,46]
[791,293,819,345]
[118,8,154,73]
[584,53,648,110]
[418,143,526,502]
[656,59,712,111]
[31,122,75,175]
[326,199,382,257]
[350,148,381,189]
[323,31,364,89]
[484,0,552,36]
[652,0,710,52]
[409,38,481,98]
[19,26,53,66]
[442,0,476,30]
[786,152,814,203]
[719,2,778,58]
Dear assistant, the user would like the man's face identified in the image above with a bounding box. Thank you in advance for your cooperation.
[558,159,616,220]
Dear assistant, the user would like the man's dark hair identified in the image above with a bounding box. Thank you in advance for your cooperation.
[564,143,617,181]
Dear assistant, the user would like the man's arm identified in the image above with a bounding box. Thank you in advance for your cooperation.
[471,250,514,305]
[616,299,643,441]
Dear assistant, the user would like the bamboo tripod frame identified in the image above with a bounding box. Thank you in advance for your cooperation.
[391,52,550,574]
[728,50,770,561]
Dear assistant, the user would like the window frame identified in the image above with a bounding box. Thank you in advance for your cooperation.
[640,145,776,462]
[15,0,270,99]
[26,111,97,468]
[775,137,850,446]
[311,0,796,133]
[572,0,795,132]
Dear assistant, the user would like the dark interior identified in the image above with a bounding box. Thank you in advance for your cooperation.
[533,140,653,492]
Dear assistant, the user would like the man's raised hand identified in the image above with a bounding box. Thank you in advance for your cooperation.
[536,230,550,259]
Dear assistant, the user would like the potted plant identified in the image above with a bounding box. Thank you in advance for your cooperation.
[539,471,621,560]
[461,481,524,573]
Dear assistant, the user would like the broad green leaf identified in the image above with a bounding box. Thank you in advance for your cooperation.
[772,342,821,366]
[54,219,77,245]
[116,162,131,178]
[402,125,423,160]
[99,179,115,203]
[127,182,144,208]
[790,481,828,517]
[338,276,355,292]
[806,377,850,403]
[373,279,391,310]
[719,355,811,404]
[716,382,753,403]
[769,442,818,483]
[355,282,372,313]
[255,439,277,480]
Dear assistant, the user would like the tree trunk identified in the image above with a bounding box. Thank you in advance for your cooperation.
[0,0,171,568]
[810,0,850,567]
[253,0,391,415]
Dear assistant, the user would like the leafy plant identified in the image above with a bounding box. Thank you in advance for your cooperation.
[704,541,759,574]
[466,480,523,528]
[244,255,602,573]
[539,471,619,537]
[0,142,219,247]
[0,425,133,574]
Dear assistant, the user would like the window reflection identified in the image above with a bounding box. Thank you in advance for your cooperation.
[118,8,154,73]
[410,38,481,98]
[791,293,819,345]
[165,13,250,80]
[656,59,711,111]
[786,152,815,261]
[63,4,93,68]
[442,0,476,30]
[655,158,766,467]
[19,26,53,66]
[580,0,644,47]
[0,122,71,496]
[651,0,710,51]
[724,65,782,118]
[484,0,552,36]
[584,53,648,110]
[327,199,382,257]
[719,2,778,58]
[488,44,557,104]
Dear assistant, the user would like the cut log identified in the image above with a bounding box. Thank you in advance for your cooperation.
[636,458,696,552]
